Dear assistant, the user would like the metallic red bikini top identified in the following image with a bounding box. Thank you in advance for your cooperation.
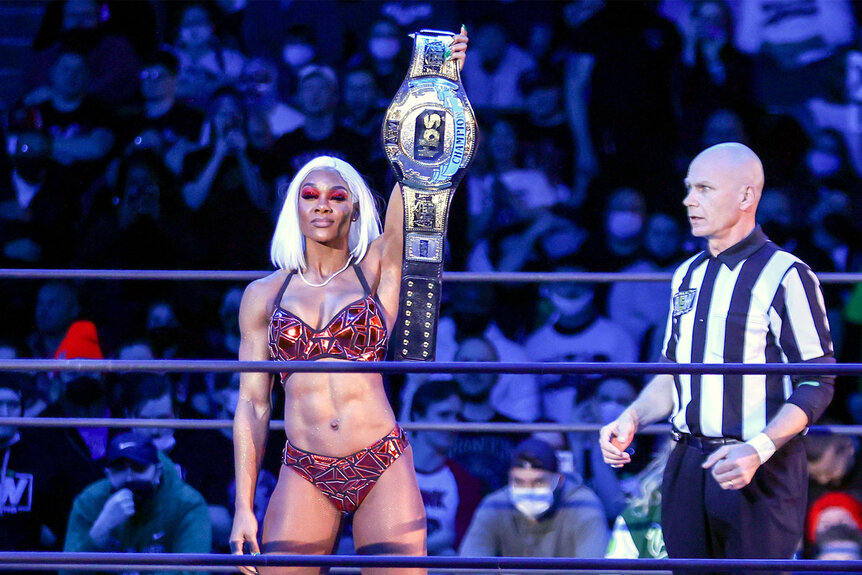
[268,266,389,371]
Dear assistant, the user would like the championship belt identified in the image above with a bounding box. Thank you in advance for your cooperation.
[382,29,477,361]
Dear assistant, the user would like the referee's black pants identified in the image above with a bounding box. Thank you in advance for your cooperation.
[661,436,807,575]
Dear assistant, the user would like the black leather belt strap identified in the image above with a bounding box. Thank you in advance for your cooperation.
[382,29,477,361]
[674,432,741,452]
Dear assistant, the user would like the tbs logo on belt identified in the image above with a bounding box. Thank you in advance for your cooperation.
[673,289,697,317]
[415,111,445,161]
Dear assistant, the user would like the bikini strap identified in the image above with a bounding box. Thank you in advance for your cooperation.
[274,271,295,308]
[353,264,372,296]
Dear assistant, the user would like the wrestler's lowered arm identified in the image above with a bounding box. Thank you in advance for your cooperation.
[230,279,275,569]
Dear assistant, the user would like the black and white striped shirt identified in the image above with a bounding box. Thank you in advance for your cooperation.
[662,227,834,440]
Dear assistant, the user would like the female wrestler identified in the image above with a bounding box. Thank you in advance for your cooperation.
[230,30,468,575]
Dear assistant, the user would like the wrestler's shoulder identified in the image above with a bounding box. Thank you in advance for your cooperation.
[243,270,289,308]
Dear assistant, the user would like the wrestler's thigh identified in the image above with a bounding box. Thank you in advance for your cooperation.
[353,446,427,575]
[260,465,343,575]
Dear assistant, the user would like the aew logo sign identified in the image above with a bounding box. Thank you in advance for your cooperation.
[672,289,697,317]
[1,472,33,513]
[415,111,445,161]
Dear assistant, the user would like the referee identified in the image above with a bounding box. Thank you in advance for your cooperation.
[599,143,834,569]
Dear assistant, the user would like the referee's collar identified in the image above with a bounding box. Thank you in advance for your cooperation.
[713,226,769,269]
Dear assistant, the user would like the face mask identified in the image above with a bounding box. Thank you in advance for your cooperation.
[607,211,643,240]
[152,433,176,452]
[282,44,314,68]
[807,151,841,178]
[369,37,400,61]
[509,476,559,519]
[180,24,212,47]
[547,290,593,318]
[122,479,157,505]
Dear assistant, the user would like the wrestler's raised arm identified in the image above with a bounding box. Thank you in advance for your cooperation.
[230,279,275,574]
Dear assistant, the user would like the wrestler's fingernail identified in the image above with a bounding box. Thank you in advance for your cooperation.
[251,552,260,556]
[461,24,467,33]
[444,48,452,60]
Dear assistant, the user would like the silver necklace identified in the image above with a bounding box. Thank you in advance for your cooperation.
[298,256,353,288]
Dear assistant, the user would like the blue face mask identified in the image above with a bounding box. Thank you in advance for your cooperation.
[508,475,559,519]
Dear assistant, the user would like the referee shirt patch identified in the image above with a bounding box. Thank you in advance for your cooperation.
[673,289,697,316]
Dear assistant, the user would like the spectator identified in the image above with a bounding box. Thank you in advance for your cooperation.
[120,373,178,454]
[606,440,671,559]
[679,0,757,158]
[0,371,55,554]
[814,524,862,560]
[459,438,608,558]
[180,87,271,269]
[15,50,115,191]
[239,57,304,138]
[806,492,862,556]
[466,117,570,275]
[410,380,483,556]
[345,18,410,99]
[805,427,862,505]
[700,107,750,149]
[25,320,110,546]
[448,337,526,495]
[608,213,687,362]
[26,0,142,105]
[735,0,854,108]
[563,376,640,523]
[518,67,577,193]
[75,149,193,272]
[28,281,80,360]
[564,1,681,200]
[340,68,384,139]
[0,131,80,268]
[581,186,648,273]
[173,3,245,109]
[525,260,638,424]
[122,50,205,175]
[461,21,536,111]
[206,286,243,358]
[62,432,210,568]
[170,373,282,551]
[804,128,861,197]
[401,283,543,425]
[271,65,371,186]
[276,24,318,101]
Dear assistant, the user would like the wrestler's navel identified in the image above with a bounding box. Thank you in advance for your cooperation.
[330,419,340,430]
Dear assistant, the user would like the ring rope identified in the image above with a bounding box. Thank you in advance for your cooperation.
[0,552,859,572]
[2,268,861,284]
[3,417,862,437]
[1,359,858,376]
[0,417,671,434]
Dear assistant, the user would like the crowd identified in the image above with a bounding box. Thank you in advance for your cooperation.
[3,0,862,567]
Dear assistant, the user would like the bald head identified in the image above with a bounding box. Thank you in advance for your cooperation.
[691,142,765,205]
[684,143,767,254]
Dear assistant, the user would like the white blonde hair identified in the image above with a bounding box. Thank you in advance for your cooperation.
[270,156,382,271]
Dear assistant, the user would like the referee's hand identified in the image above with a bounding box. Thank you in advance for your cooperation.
[599,411,637,468]
[702,443,761,490]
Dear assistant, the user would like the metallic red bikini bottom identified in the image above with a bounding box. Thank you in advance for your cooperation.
[282,425,409,514]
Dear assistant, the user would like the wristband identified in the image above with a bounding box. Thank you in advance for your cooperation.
[745,432,777,464]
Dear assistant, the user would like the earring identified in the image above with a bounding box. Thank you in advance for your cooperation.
[351,211,359,222]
